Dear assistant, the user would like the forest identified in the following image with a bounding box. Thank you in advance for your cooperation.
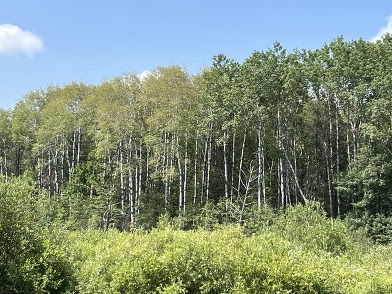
[1,36,392,293]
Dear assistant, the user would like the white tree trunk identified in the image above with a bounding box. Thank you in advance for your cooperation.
[237,131,246,199]
[223,130,229,210]
[176,134,183,211]
[193,135,198,205]
[183,137,188,212]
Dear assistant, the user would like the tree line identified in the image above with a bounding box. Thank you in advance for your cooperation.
[1,36,391,240]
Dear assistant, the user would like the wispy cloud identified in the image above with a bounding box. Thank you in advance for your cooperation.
[0,24,43,56]
[371,15,392,42]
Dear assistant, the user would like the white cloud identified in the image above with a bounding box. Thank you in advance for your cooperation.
[371,15,392,42]
[138,70,151,81]
[0,24,43,56]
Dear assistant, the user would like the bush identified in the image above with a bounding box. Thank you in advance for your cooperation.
[268,202,355,255]
[0,177,72,293]
[62,217,392,293]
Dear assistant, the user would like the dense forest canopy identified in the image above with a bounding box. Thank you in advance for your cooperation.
[1,35,392,293]
[1,36,392,238]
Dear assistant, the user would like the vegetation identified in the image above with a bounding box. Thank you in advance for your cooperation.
[1,35,392,293]
[1,176,392,293]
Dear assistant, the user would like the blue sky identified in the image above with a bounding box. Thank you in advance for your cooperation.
[1,0,392,109]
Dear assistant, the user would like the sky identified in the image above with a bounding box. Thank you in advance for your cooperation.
[1,0,392,109]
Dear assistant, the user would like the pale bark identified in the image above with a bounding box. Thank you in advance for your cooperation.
[77,126,81,164]
[279,157,285,208]
[54,149,59,194]
[230,133,236,203]
[223,130,229,210]
[119,141,125,213]
[183,137,188,212]
[137,135,142,216]
[169,135,173,197]
[193,135,198,205]
[176,134,183,211]
[328,99,334,216]
[346,110,351,163]
[277,109,285,208]
[237,131,246,199]
[239,164,255,223]
[128,137,134,223]
[71,130,76,174]
[48,150,52,196]
[257,121,266,209]
[164,132,169,209]
[293,137,298,204]
[206,133,212,201]
[282,143,307,202]
[201,138,208,204]
[335,99,341,216]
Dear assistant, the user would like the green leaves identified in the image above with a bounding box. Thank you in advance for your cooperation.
[0,176,71,293]
[60,210,392,293]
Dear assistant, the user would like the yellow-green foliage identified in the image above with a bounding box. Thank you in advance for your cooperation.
[0,177,72,293]
[58,206,392,293]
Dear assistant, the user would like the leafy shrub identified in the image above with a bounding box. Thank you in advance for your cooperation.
[62,218,392,293]
[268,202,355,255]
[0,177,72,293]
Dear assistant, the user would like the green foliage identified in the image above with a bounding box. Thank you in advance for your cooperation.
[0,176,72,293]
[269,203,355,255]
[59,208,392,293]
[338,146,392,242]
[2,178,392,293]
[2,35,392,291]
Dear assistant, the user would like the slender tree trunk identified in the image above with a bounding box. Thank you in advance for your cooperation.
[279,157,285,208]
[239,164,254,223]
[223,130,229,210]
[72,130,76,174]
[193,134,198,205]
[230,133,236,204]
[257,121,263,210]
[184,137,188,213]
[293,137,298,204]
[38,151,43,189]
[277,109,285,208]
[282,141,307,202]
[351,118,358,159]
[286,164,291,206]
[201,137,208,204]
[237,131,246,199]
[169,135,173,198]
[54,149,59,194]
[164,132,169,210]
[61,138,65,191]
[146,150,150,191]
[119,141,125,214]
[48,150,52,196]
[66,145,71,179]
[134,143,139,217]
[176,134,183,211]
[137,135,143,216]
[206,133,212,201]
[77,126,81,164]
[128,137,134,223]
[335,99,341,216]
[346,109,351,163]
[328,100,334,216]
